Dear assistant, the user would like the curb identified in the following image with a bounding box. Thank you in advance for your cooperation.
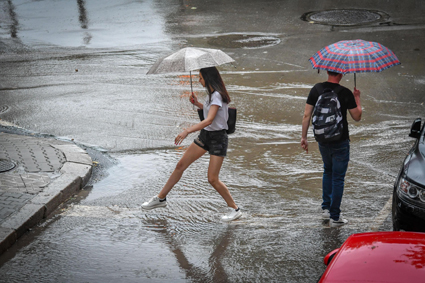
[0,138,92,255]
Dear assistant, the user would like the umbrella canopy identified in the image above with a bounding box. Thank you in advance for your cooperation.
[309,39,400,86]
[147,47,235,75]
[147,47,234,98]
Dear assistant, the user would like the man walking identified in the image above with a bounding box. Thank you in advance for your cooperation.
[301,71,362,227]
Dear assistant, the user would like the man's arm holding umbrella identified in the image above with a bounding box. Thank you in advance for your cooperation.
[348,88,362,121]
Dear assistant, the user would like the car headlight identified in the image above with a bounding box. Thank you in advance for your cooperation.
[399,177,425,202]
[419,190,425,203]
[408,185,419,198]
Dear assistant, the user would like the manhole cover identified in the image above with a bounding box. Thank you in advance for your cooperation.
[0,159,16,172]
[301,9,389,26]
[208,34,280,49]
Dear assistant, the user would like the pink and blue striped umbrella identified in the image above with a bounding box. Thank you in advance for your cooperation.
[309,39,400,86]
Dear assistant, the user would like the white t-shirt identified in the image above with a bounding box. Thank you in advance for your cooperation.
[203,91,229,131]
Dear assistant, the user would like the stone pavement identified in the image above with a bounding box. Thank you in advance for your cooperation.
[0,121,92,255]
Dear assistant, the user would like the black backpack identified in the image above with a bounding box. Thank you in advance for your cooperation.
[197,107,237,134]
[312,84,344,143]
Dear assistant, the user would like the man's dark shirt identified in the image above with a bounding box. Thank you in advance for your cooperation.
[306,82,357,143]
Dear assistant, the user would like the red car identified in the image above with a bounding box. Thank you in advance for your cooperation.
[318,231,425,283]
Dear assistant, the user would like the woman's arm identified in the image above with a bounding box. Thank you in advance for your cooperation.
[174,105,219,145]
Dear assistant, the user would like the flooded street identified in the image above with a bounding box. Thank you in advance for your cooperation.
[1,0,425,282]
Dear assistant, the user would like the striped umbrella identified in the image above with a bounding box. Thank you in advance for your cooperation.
[309,39,400,87]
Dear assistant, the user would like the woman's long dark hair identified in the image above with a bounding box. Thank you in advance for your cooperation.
[200,67,231,104]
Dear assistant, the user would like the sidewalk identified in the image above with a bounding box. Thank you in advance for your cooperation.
[0,121,92,255]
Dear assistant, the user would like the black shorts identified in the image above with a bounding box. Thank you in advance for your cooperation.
[194,129,228,157]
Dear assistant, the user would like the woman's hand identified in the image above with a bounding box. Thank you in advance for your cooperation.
[175,129,189,145]
[190,93,198,105]
[190,92,203,109]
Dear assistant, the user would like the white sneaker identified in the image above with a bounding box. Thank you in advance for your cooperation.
[141,196,167,210]
[329,216,348,227]
[221,208,242,222]
[322,209,330,219]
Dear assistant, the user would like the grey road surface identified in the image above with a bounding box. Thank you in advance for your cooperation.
[1,0,424,282]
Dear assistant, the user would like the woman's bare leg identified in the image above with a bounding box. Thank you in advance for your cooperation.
[158,143,206,199]
[208,155,237,209]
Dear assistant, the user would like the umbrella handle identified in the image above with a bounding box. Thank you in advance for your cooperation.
[354,73,356,88]
[190,71,195,110]
[190,71,193,94]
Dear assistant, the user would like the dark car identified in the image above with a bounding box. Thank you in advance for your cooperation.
[392,118,425,232]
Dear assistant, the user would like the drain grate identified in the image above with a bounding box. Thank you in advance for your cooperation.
[0,159,16,173]
[301,9,389,26]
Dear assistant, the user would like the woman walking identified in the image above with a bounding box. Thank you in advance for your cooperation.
[141,67,242,221]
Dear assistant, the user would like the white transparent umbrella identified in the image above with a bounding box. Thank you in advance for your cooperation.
[147,47,235,94]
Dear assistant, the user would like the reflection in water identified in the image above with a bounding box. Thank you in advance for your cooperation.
[76,0,92,44]
[208,228,231,283]
[83,32,92,45]
[178,0,191,12]
[146,218,231,282]
[317,226,345,262]
[77,0,88,29]
[6,0,18,38]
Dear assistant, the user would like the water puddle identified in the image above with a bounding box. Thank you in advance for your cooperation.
[207,33,281,49]
[1,1,424,281]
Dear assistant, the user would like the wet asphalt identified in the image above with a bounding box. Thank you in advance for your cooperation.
[1,0,425,282]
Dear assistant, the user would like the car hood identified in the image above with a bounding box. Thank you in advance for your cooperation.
[320,232,425,283]
[405,142,425,186]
